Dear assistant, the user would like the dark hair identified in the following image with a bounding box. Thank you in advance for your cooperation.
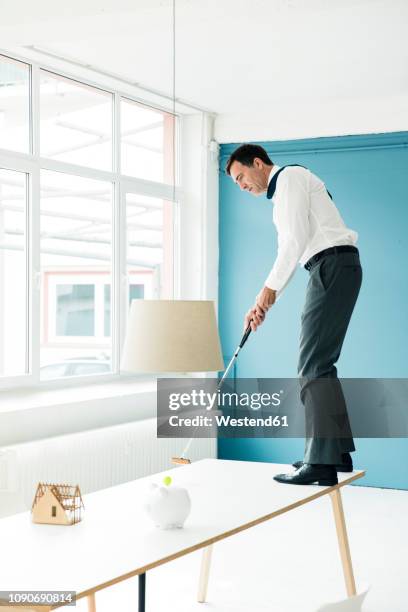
[225,144,273,175]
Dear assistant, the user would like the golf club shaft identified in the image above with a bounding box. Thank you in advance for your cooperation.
[179,321,253,459]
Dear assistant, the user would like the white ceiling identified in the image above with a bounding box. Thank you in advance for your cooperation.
[2,0,408,141]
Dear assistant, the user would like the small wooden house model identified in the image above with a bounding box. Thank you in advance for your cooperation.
[31,482,84,525]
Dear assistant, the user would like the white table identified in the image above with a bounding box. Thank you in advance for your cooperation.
[0,459,365,611]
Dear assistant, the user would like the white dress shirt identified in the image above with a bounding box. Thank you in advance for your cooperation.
[264,164,358,295]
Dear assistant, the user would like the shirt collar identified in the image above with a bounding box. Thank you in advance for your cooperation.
[266,164,281,199]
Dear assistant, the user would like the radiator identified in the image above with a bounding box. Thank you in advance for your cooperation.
[0,418,216,518]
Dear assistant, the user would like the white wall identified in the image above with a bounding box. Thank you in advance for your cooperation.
[214,94,408,144]
[178,112,219,303]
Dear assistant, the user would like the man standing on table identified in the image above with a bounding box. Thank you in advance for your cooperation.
[226,143,362,486]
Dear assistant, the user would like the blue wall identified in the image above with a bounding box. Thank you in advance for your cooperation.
[218,131,408,489]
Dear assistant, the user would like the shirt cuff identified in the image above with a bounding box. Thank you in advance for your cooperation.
[264,271,282,293]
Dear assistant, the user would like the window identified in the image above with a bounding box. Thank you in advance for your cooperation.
[40,71,113,171]
[0,169,28,377]
[46,276,111,341]
[40,171,113,379]
[0,56,30,153]
[121,98,176,183]
[0,52,178,385]
[103,283,144,338]
[125,193,174,300]
[56,284,96,337]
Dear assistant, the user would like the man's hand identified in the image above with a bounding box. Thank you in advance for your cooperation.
[243,287,277,332]
[256,286,276,313]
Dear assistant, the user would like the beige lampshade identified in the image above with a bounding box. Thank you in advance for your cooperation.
[121,300,224,373]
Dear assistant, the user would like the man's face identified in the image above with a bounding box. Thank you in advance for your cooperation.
[229,159,268,196]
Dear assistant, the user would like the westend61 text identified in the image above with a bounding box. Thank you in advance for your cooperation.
[169,414,289,427]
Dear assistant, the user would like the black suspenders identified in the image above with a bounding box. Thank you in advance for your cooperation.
[266,164,333,201]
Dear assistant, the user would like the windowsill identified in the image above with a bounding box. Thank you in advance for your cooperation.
[0,377,157,414]
[0,372,209,447]
[0,371,207,414]
[0,376,161,447]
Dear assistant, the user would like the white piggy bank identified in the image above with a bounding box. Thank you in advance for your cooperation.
[144,480,191,529]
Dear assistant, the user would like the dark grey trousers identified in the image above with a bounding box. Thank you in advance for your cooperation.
[298,250,362,464]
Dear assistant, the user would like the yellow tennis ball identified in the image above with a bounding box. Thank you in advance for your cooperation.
[163,476,172,486]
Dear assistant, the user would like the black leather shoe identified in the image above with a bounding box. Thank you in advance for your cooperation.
[274,463,338,486]
[292,452,353,473]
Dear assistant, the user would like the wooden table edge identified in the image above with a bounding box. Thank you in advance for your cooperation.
[49,469,365,608]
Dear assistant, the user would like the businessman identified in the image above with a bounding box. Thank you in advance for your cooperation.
[226,143,362,486]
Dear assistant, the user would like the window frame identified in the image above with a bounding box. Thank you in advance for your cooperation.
[0,52,181,390]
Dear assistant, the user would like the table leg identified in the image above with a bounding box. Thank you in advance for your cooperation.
[87,593,96,612]
[330,488,357,597]
[139,573,146,612]
[197,544,213,603]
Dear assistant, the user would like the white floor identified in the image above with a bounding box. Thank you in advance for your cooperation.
[75,484,408,612]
